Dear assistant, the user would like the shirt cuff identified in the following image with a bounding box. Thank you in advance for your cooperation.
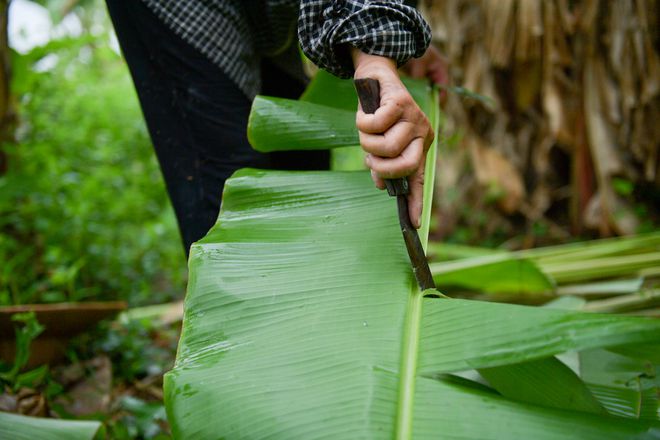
[298,0,432,79]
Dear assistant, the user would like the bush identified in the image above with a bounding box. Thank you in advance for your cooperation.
[0,32,185,306]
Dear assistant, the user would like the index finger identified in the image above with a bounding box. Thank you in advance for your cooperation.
[356,99,404,134]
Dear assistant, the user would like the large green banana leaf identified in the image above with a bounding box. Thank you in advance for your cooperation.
[0,411,102,440]
[164,73,660,438]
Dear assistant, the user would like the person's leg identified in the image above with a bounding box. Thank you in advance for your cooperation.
[106,0,268,254]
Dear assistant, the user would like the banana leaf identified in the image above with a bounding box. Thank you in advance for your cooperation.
[478,357,606,414]
[248,98,358,152]
[427,232,660,264]
[558,279,645,297]
[580,349,660,420]
[428,232,660,288]
[430,253,554,294]
[164,73,660,438]
[0,411,102,440]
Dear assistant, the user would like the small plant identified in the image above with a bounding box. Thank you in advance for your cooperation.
[0,312,45,390]
[70,317,177,384]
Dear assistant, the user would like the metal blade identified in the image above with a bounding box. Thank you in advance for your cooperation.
[394,195,436,290]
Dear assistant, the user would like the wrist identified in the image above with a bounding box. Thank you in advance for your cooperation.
[350,48,397,76]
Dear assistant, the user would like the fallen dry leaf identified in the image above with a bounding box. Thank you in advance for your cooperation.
[54,356,112,417]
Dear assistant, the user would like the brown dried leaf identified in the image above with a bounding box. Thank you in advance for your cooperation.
[483,0,515,67]
[469,136,525,213]
[514,61,542,111]
[584,189,640,235]
[54,356,112,417]
[421,0,658,238]
[463,45,498,108]
[515,0,543,61]
[16,388,47,417]
[584,58,624,178]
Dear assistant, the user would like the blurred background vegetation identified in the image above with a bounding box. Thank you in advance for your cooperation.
[422,0,659,246]
[1,0,185,308]
[1,4,183,434]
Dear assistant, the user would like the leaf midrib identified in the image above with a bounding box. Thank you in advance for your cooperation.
[395,289,425,438]
[394,87,439,439]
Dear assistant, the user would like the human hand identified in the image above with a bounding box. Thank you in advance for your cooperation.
[402,45,449,102]
[351,49,435,228]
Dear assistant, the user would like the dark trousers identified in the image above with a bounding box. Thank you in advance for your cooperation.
[106,0,329,255]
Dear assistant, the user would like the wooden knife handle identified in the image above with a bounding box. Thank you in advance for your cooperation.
[354,78,409,197]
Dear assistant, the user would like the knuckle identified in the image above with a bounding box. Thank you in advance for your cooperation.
[359,133,372,149]
[371,164,387,175]
[399,92,414,107]
[390,94,410,111]
[399,157,416,174]
[384,138,402,157]
[369,112,388,132]
[374,162,393,176]
[415,112,428,126]
[404,160,418,173]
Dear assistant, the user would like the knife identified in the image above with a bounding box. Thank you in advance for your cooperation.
[354,78,436,291]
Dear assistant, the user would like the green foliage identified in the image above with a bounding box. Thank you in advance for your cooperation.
[612,177,635,197]
[1,31,185,306]
[580,348,660,420]
[0,411,102,440]
[62,315,176,438]
[431,253,554,294]
[29,0,105,28]
[439,84,495,108]
[113,396,169,440]
[70,317,177,383]
[0,312,44,387]
[428,231,660,297]
[478,357,606,415]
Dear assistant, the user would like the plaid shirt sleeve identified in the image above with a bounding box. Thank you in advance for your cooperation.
[298,0,431,78]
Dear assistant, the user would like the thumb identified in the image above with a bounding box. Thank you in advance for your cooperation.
[406,163,426,229]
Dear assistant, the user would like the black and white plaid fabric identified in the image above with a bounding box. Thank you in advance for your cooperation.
[140,0,430,99]
[299,0,430,78]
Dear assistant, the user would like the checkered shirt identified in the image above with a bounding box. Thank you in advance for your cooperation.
[140,0,430,99]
